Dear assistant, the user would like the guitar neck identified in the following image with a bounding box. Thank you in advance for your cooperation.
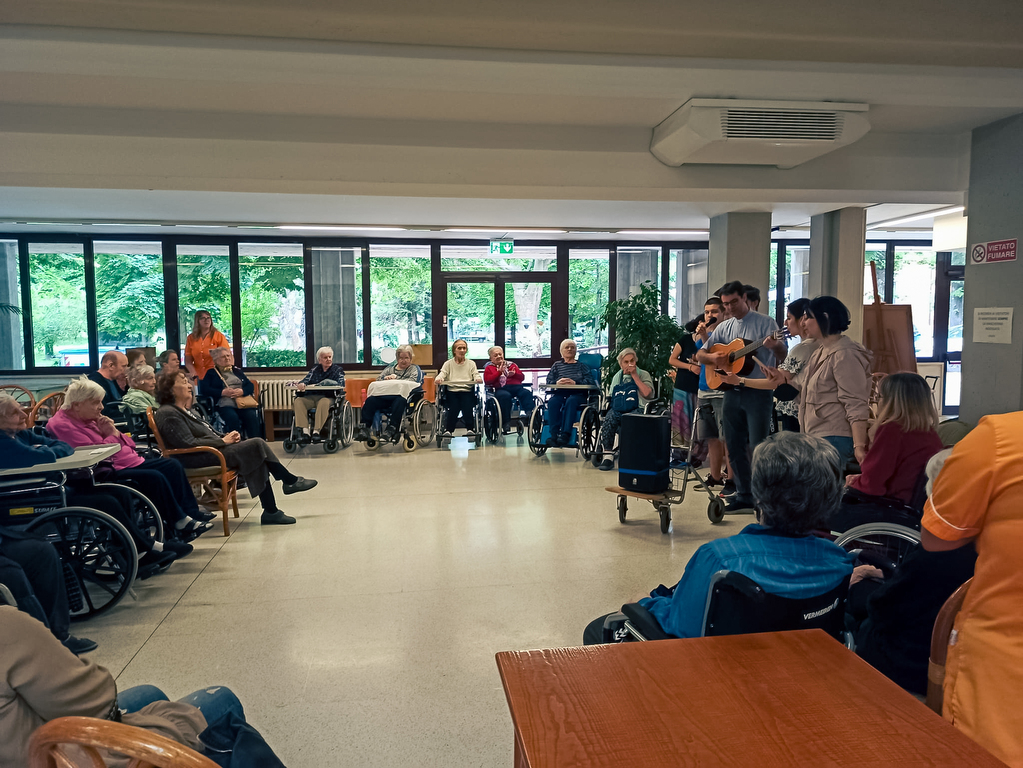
[729,335,772,362]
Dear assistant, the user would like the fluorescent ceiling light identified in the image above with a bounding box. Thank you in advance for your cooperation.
[276,225,406,232]
[443,228,567,234]
[616,229,709,237]
[867,206,964,230]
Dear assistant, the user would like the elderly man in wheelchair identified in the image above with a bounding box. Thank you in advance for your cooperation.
[583,432,856,644]
[285,345,353,454]
[482,346,534,441]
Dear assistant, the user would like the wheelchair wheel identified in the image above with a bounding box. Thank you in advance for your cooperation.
[324,438,340,453]
[27,507,138,621]
[578,406,600,460]
[483,398,501,444]
[402,434,417,452]
[93,482,164,546]
[339,400,355,447]
[413,399,437,447]
[834,523,920,576]
[707,497,726,524]
[527,404,547,456]
[366,435,381,452]
[283,438,299,453]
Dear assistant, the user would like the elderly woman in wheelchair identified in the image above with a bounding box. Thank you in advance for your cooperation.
[286,346,352,454]
[583,432,856,644]
[591,347,655,472]
[482,346,534,440]
[435,339,484,445]
[356,345,434,451]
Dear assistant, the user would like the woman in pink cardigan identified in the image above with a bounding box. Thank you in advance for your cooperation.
[46,377,214,541]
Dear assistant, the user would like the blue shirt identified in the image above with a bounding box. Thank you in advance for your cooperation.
[704,311,780,379]
[546,360,595,386]
[639,524,855,639]
[0,430,74,470]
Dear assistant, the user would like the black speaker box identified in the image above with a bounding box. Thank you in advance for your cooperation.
[618,412,670,494]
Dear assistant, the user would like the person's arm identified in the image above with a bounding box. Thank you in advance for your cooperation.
[634,369,654,399]
[157,409,225,449]
[434,360,449,384]
[411,365,424,384]
[578,362,595,386]
[483,363,500,387]
[469,361,483,384]
[847,423,901,496]
[831,351,872,462]
[183,338,199,380]
[0,435,62,469]
[22,430,75,457]
[237,369,255,397]
[764,334,788,364]
[668,342,686,370]
[507,364,525,386]
[546,363,559,385]
[638,544,720,639]
[719,370,775,390]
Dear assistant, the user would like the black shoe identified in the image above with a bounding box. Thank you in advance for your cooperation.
[282,477,317,495]
[176,518,214,542]
[162,539,194,559]
[192,509,216,523]
[137,550,176,578]
[62,635,98,655]
[723,498,756,514]
[720,480,737,498]
[598,458,615,471]
[261,509,297,525]
[703,475,724,489]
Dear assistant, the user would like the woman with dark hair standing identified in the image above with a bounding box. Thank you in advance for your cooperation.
[183,310,229,382]
[774,298,817,432]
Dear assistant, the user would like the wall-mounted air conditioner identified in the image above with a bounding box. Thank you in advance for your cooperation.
[650,99,870,169]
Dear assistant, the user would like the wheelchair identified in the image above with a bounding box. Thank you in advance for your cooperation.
[482,385,534,444]
[527,353,603,458]
[363,389,437,453]
[0,475,139,620]
[283,386,355,454]
[587,377,666,468]
[834,522,921,577]
[435,384,484,448]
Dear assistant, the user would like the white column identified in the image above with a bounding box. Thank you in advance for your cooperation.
[708,212,772,298]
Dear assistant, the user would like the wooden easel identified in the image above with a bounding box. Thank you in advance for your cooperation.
[862,261,917,375]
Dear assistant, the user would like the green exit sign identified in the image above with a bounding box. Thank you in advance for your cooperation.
[490,240,514,255]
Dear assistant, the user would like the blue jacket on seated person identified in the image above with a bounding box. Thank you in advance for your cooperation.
[639,524,855,639]
[0,429,74,470]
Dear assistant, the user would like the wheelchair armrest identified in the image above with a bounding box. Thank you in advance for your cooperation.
[620,602,676,641]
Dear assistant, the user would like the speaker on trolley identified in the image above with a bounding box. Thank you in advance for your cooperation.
[618,412,670,494]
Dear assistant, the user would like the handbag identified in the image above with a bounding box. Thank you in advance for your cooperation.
[610,377,640,414]
[215,367,259,409]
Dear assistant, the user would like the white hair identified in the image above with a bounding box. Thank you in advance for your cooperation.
[396,345,414,361]
[316,346,334,361]
[616,347,638,365]
[488,346,503,357]
[210,347,232,360]
[62,376,106,409]
[559,339,576,354]
[127,364,155,388]
[0,393,24,420]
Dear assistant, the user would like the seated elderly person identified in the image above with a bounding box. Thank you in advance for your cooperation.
[87,349,129,419]
[199,346,262,440]
[356,345,423,442]
[483,346,534,432]
[583,432,855,643]
[156,348,181,376]
[596,347,654,471]
[435,339,483,437]
[545,338,595,447]
[121,364,158,414]
[293,346,346,436]
[45,377,215,541]
[155,371,316,525]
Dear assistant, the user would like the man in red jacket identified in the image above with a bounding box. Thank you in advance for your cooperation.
[483,346,534,432]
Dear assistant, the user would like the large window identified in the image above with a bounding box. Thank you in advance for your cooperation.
[95,241,166,358]
[569,249,609,351]
[369,244,431,364]
[447,282,495,358]
[176,245,232,352]
[506,283,551,358]
[0,242,25,370]
[310,247,362,364]
[892,248,937,358]
[238,243,305,368]
[671,248,708,326]
[864,244,887,303]
[29,243,88,367]
[616,247,659,300]
[441,245,556,271]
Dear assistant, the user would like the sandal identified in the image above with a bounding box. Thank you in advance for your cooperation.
[177,518,214,541]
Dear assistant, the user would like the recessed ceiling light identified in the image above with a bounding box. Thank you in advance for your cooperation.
[616,230,709,237]
[867,206,964,230]
[443,228,567,234]
[275,225,407,232]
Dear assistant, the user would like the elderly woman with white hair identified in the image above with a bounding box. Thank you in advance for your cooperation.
[45,377,214,540]
[544,338,595,446]
[594,348,654,471]
[121,364,159,414]
[293,346,346,436]
[199,346,262,440]
[356,344,423,442]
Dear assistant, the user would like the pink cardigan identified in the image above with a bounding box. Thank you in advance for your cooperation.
[46,410,144,471]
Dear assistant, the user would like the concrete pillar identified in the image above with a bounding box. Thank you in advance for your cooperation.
[809,207,867,342]
[708,212,772,300]
[960,113,1023,422]
[615,246,659,298]
[311,248,359,363]
[0,242,24,370]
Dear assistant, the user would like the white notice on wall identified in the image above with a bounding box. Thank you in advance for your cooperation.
[973,307,1013,344]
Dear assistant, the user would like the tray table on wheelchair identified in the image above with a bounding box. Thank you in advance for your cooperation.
[539,383,598,390]
[0,445,119,476]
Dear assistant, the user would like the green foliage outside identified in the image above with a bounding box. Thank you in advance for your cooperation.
[600,281,682,402]
[569,257,609,348]
[96,251,166,347]
[29,252,88,364]
[246,348,306,367]
[369,256,432,363]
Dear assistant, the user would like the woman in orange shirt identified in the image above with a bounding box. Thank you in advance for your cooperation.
[921,411,1023,767]
[183,310,230,382]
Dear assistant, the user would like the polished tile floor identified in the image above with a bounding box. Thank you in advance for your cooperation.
[83,439,740,766]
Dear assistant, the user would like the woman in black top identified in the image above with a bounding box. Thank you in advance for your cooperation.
[667,317,703,464]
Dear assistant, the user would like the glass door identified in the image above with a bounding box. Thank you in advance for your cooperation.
[446,281,496,359]
[933,250,964,415]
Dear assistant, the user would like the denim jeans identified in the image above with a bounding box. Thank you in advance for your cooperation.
[824,435,855,470]
[721,387,774,503]
[119,684,245,726]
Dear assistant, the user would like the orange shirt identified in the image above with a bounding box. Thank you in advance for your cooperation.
[922,412,1023,767]
[184,330,229,380]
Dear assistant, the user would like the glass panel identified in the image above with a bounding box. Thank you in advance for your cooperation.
[569,249,609,353]
[237,243,305,368]
[673,249,708,327]
[505,283,551,359]
[944,361,961,410]
[892,248,937,359]
[28,243,88,367]
[446,282,495,359]
[369,244,432,364]
[616,247,659,299]
[94,242,166,360]
[667,249,677,321]
[310,247,363,364]
[176,245,233,354]
[768,243,779,320]
[0,241,25,370]
[947,279,964,354]
[864,245,887,303]
[441,244,556,271]
[950,249,966,266]
[787,246,810,306]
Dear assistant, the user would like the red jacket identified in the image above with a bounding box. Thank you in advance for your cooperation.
[483,361,525,388]
[848,421,944,503]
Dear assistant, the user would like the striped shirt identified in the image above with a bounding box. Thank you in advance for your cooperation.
[546,360,595,386]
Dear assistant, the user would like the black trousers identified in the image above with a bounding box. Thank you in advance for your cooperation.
[218,406,262,440]
[0,535,70,640]
[257,460,299,513]
[361,395,407,433]
[113,456,202,525]
[721,387,774,503]
[443,390,477,432]
[493,385,534,423]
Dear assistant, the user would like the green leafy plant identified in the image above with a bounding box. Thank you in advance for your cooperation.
[599,281,683,403]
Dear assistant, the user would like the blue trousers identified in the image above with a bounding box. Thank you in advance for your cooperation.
[547,392,584,438]
[493,385,534,423]
[118,684,245,726]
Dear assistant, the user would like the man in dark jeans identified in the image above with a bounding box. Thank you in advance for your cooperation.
[696,280,787,513]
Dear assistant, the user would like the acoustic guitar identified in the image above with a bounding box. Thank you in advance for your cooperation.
[704,329,790,390]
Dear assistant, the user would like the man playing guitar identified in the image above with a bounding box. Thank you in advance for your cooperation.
[695,280,787,513]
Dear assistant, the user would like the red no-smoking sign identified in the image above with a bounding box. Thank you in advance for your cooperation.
[971,239,1018,264]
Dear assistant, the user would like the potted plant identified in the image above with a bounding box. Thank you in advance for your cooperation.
[599,281,683,404]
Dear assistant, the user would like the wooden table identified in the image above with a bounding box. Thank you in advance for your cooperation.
[495,629,1003,767]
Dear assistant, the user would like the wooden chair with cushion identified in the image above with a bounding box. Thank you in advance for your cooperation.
[146,407,239,536]
[29,716,218,768]
[926,577,973,714]
[29,392,66,428]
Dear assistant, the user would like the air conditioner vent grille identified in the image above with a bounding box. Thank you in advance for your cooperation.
[721,109,843,141]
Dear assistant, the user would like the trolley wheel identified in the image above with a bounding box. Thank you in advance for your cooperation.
[403,435,417,452]
[707,497,726,524]
[283,439,298,454]
[659,504,671,534]
[618,495,627,524]
[324,438,340,454]
[366,435,380,452]
[527,404,547,457]
[26,507,138,621]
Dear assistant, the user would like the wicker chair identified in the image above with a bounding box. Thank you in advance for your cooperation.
[29,392,66,428]
[926,577,973,714]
